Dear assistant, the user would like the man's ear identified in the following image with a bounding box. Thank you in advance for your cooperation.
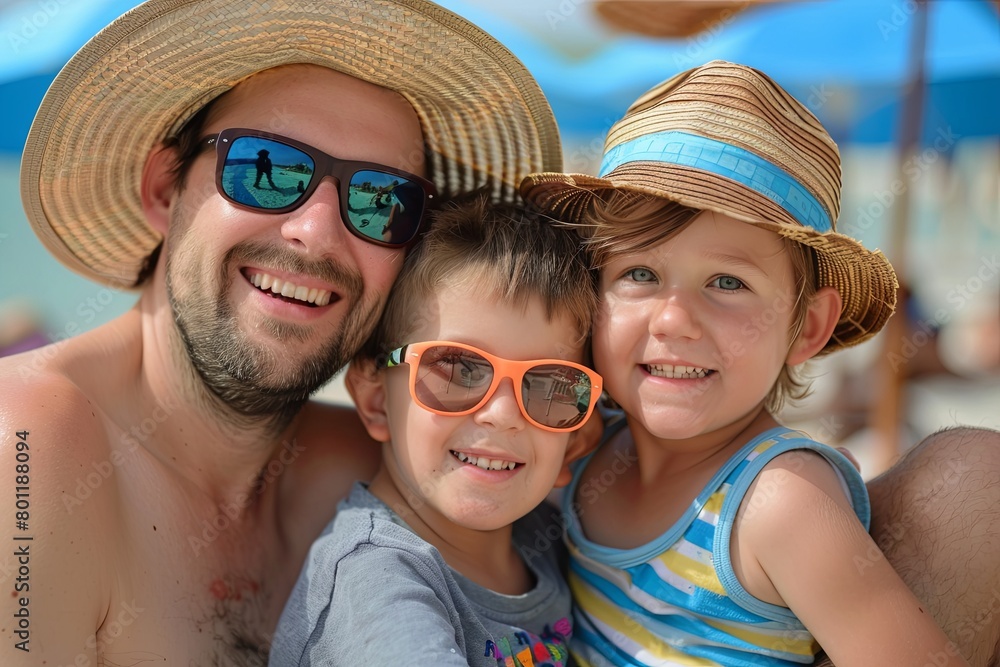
[553,410,603,488]
[141,143,180,235]
[344,358,390,443]
[787,286,842,366]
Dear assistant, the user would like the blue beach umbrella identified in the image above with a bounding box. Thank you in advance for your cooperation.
[0,0,146,155]
[437,0,1000,148]
[3,1,997,155]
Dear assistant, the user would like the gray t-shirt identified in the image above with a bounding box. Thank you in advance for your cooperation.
[269,483,573,666]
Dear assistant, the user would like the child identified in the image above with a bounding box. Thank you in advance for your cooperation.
[269,196,602,665]
[521,61,970,666]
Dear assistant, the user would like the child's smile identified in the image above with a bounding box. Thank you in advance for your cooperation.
[645,363,712,380]
[451,450,523,472]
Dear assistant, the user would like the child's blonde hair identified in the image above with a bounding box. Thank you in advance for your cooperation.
[580,191,821,413]
[358,194,599,363]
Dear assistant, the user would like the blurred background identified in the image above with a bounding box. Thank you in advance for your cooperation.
[1,0,997,477]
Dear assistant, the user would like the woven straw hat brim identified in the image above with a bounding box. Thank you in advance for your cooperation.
[521,166,898,352]
[21,0,561,288]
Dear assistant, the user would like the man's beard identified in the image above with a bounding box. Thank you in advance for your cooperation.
[166,237,384,426]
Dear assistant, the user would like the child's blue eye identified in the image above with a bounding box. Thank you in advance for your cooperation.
[713,276,745,291]
[625,267,656,283]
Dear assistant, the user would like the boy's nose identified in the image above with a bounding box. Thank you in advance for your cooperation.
[473,378,527,432]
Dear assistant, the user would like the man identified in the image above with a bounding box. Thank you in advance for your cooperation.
[1,2,998,666]
[2,1,560,663]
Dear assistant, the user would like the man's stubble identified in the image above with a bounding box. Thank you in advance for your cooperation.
[164,204,385,428]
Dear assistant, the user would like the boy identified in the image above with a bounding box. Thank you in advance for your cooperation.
[269,196,601,665]
[521,61,970,666]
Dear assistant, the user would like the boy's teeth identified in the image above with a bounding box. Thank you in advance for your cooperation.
[452,451,518,471]
[647,364,709,379]
[248,272,332,306]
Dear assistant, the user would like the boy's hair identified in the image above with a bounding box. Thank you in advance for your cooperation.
[580,191,820,413]
[358,194,599,363]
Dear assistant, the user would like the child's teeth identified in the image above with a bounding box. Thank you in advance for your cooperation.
[648,364,709,379]
[452,451,517,471]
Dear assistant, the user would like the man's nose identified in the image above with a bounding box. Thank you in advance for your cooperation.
[278,176,348,254]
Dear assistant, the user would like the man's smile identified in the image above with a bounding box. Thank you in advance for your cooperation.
[243,269,337,307]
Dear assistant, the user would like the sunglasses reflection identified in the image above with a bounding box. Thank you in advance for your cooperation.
[348,175,424,243]
[225,135,423,244]
[224,138,315,209]
[347,173,407,240]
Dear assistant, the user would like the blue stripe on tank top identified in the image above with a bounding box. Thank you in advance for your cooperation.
[572,561,774,642]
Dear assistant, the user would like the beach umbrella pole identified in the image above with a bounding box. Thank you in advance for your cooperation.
[870,0,929,474]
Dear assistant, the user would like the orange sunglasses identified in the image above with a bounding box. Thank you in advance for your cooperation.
[384,341,603,433]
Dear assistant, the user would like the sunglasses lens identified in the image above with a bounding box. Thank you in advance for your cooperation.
[413,346,494,413]
[347,170,425,246]
[221,136,314,210]
[522,365,594,429]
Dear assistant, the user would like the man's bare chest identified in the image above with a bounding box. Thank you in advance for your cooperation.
[97,546,300,664]
[98,494,305,665]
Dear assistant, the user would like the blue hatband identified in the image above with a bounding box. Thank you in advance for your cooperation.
[599,131,832,233]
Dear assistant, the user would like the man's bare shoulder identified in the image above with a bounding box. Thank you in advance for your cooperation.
[0,356,116,660]
[0,350,113,460]
[0,352,120,531]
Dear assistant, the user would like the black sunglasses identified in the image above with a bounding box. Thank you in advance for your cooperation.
[203,128,437,248]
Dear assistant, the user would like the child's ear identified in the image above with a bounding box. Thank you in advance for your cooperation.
[141,143,180,235]
[344,358,390,443]
[553,411,603,488]
[786,286,842,365]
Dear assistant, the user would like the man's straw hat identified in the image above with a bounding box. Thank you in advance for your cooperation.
[521,60,897,351]
[21,0,561,288]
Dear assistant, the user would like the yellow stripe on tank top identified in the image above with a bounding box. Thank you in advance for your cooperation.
[655,548,727,596]
[569,572,717,666]
[701,489,725,519]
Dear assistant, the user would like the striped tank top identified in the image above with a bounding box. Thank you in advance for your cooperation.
[564,426,870,666]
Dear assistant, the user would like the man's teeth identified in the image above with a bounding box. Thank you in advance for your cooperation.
[249,272,332,306]
[452,451,518,471]
[647,364,710,379]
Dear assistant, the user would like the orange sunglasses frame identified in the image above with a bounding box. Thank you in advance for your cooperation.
[385,340,603,433]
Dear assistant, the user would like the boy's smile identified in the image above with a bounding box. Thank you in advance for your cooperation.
[452,450,523,472]
[595,211,800,442]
